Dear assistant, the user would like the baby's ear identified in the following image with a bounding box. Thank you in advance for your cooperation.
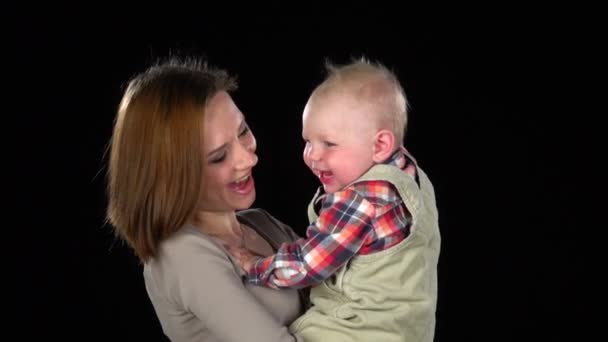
[372,129,396,163]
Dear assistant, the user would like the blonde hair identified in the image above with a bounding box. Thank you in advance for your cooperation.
[106,57,237,262]
[313,57,408,144]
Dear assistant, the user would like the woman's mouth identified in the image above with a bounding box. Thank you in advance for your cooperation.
[229,175,254,194]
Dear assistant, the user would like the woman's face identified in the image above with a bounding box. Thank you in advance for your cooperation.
[199,91,258,212]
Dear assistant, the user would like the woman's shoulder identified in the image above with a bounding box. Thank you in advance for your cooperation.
[145,225,240,282]
[143,226,242,309]
[147,225,229,272]
[237,208,275,224]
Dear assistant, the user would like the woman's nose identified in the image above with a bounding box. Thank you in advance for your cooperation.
[235,140,258,170]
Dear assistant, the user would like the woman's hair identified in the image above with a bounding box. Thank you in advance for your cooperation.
[106,57,237,262]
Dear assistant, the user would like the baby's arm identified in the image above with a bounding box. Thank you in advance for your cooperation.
[241,188,377,289]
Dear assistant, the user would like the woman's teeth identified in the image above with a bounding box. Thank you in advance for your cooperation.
[235,175,249,185]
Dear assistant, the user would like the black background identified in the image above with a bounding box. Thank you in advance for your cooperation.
[9,6,595,342]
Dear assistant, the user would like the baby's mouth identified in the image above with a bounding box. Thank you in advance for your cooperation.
[319,171,333,184]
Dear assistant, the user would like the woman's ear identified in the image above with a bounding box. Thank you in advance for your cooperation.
[372,129,396,163]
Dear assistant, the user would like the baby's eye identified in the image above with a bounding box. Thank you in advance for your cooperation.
[323,141,336,147]
[238,124,250,137]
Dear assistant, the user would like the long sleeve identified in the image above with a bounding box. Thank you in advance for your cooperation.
[247,188,377,289]
[145,233,300,342]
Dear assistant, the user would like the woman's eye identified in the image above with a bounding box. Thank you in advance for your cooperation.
[210,153,226,164]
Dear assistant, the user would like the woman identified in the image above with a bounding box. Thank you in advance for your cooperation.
[106,57,307,341]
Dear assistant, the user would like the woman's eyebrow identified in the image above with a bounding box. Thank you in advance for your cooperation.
[207,143,228,157]
[207,117,245,157]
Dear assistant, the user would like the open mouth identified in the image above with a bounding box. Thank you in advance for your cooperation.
[229,175,254,194]
[319,170,334,184]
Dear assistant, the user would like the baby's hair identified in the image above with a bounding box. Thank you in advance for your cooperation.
[314,56,408,144]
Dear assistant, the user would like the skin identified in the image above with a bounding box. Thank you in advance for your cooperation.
[302,91,379,193]
[189,91,259,245]
[231,89,398,271]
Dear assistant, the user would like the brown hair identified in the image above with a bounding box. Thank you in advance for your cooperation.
[106,57,237,262]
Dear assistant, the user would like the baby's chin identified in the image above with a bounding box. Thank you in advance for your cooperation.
[322,183,343,194]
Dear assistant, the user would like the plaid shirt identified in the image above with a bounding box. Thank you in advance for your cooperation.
[247,147,418,289]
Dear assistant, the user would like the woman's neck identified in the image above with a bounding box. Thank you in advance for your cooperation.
[189,210,243,245]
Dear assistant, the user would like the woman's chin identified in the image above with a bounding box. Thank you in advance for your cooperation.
[234,189,256,210]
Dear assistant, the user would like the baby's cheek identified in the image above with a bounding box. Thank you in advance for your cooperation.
[302,153,311,168]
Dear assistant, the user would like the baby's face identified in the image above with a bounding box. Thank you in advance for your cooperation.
[302,92,377,193]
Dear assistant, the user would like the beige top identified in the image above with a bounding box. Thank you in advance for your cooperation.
[144,209,306,342]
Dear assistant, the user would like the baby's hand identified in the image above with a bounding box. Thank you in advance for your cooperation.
[226,246,258,273]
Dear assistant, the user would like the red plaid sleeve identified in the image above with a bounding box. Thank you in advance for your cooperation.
[246,147,416,289]
[246,188,376,289]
